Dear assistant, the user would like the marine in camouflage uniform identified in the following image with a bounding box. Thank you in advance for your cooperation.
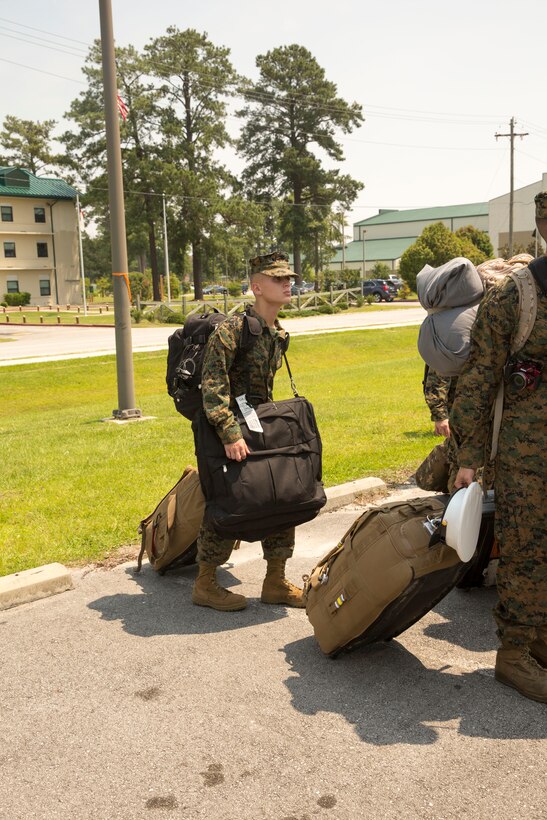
[415,368,458,493]
[451,191,547,702]
[192,252,306,612]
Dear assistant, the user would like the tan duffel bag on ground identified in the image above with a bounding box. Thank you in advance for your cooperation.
[136,466,205,574]
[304,495,470,657]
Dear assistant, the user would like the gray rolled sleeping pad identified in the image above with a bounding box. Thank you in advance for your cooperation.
[417,257,485,376]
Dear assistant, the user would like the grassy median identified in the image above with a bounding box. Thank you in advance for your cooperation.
[0,326,436,575]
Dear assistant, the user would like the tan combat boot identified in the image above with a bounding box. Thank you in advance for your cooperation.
[495,646,547,703]
[192,563,247,611]
[530,626,547,668]
[261,558,305,608]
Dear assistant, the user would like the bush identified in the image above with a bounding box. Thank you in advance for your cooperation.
[165,311,185,324]
[365,295,374,305]
[3,292,31,306]
[317,304,337,314]
[130,309,144,323]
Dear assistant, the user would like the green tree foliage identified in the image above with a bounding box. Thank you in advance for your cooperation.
[62,43,167,300]
[372,262,391,278]
[399,222,488,291]
[455,225,493,258]
[237,44,363,279]
[81,233,112,281]
[0,116,61,175]
[145,28,257,298]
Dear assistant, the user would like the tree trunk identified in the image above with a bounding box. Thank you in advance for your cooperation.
[193,239,203,299]
[314,230,320,291]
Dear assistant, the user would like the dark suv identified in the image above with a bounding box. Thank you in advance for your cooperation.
[361,279,393,302]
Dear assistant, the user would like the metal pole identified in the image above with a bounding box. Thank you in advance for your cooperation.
[509,117,514,256]
[341,212,346,272]
[362,230,366,277]
[495,117,528,258]
[75,194,88,316]
[162,193,171,304]
[98,0,141,419]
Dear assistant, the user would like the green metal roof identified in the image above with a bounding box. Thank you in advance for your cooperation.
[329,236,416,265]
[0,167,78,200]
[354,202,488,227]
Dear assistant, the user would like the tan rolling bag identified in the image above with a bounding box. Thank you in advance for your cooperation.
[304,495,469,657]
[136,466,205,574]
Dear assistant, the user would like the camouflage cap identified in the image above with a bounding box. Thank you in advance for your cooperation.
[249,251,295,278]
[535,191,547,219]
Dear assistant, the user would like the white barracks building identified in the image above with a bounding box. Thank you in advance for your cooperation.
[0,166,80,306]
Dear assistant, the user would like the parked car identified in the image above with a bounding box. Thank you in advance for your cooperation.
[203,284,227,295]
[291,281,315,295]
[361,278,393,302]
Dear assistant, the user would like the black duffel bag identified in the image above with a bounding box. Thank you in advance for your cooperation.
[195,396,327,541]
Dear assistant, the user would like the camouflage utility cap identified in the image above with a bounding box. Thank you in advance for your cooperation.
[535,191,547,219]
[249,251,295,278]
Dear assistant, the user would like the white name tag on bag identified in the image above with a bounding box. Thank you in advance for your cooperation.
[236,394,263,433]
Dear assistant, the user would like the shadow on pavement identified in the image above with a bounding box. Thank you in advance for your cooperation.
[280,585,539,746]
[282,637,546,745]
[425,588,500,653]
[87,563,287,636]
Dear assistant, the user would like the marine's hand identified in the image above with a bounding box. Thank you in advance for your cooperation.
[454,467,475,489]
[434,419,451,438]
[224,438,251,461]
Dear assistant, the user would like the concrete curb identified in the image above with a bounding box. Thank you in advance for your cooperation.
[323,476,386,511]
[0,562,73,611]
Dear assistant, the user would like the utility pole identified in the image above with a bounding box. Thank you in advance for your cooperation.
[362,229,367,277]
[98,0,141,420]
[495,117,528,256]
[162,193,171,304]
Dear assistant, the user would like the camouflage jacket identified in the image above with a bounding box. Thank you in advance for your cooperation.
[424,368,457,421]
[201,306,286,445]
[451,272,546,470]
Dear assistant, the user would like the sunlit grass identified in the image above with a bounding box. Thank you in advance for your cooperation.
[0,326,436,575]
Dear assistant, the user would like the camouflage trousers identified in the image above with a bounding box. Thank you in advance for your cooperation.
[493,471,547,648]
[197,523,295,566]
[415,438,458,494]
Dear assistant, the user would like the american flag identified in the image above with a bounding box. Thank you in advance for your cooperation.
[117,94,128,122]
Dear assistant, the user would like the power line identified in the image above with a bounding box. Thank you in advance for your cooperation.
[0,56,85,84]
[0,15,91,46]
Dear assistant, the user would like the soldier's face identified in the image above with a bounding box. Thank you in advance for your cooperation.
[536,218,547,244]
[251,274,292,305]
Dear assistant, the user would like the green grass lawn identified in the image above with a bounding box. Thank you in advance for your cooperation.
[0,326,436,575]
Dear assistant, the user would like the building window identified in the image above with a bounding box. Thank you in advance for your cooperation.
[34,207,46,223]
[40,279,51,296]
[1,205,13,222]
[3,241,16,258]
[37,242,49,258]
[6,280,19,293]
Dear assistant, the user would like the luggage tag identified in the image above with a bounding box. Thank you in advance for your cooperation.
[236,394,263,433]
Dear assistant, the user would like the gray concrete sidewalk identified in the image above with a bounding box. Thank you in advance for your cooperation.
[1,487,545,820]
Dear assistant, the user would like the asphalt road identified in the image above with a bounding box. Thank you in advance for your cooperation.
[0,304,425,366]
[1,490,545,820]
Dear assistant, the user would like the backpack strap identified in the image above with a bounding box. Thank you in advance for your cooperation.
[489,267,538,462]
[509,268,537,355]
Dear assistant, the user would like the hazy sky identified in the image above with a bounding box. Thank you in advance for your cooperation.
[1,0,545,231]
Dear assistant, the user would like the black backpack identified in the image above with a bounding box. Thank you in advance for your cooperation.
[166,307,262,420]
